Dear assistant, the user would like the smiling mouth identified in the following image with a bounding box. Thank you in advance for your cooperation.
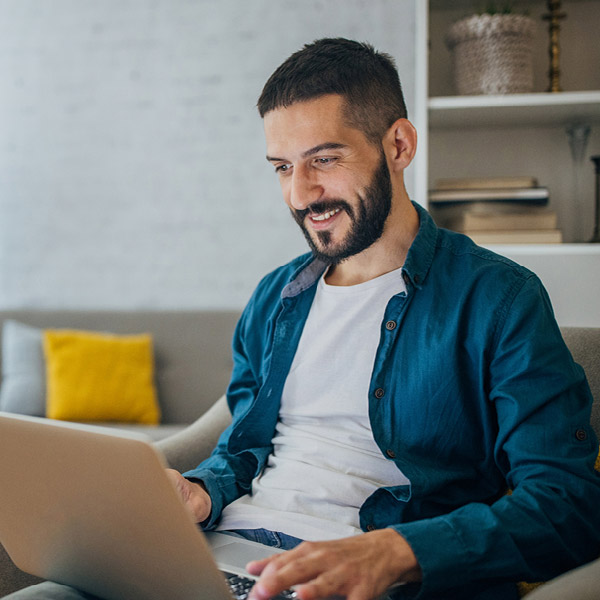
[309,208,341,222]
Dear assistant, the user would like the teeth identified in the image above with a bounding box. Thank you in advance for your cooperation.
[311,208,341,222]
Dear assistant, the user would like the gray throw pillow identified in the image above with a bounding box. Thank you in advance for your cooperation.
[0,320,46,415]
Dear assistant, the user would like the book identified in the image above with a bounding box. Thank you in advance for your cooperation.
[446,209,558,232]
[429,187,549,204]
[465,229,563,245]
[431,200,550,220]
[435,176,539,190]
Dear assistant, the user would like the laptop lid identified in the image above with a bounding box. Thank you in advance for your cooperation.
[0,412,280,600]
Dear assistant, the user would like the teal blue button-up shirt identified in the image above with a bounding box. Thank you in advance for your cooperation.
[186,204,600,599]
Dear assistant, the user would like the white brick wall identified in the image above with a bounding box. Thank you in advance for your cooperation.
[0,0,417,309]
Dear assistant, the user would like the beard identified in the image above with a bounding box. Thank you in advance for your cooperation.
[291,152,392,265]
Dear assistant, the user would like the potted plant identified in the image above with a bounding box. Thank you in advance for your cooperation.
[445,2,536,95]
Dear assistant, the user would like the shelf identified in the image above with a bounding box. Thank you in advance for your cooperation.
[429,0,597,8]
[425,1,600,325]
[428,91,600,129]
[478,243,600,255]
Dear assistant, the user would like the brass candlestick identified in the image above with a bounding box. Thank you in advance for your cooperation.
[543,0,567,92]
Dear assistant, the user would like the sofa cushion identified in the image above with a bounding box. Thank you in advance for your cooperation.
[0,310,240,425]
[0,320,45,416]
[44,329,160,424]
[560,327,600,438]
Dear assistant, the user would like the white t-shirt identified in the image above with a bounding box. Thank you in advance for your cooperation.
[216,266,410,541]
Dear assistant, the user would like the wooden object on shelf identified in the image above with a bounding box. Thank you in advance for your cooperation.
[543,0,567,93]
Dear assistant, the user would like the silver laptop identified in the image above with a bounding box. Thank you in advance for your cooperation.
[0,412,289,600]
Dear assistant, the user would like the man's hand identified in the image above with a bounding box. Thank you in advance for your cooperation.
[165,468,212,523]
[246,528,421,600]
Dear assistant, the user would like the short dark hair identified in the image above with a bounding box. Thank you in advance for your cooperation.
[257,38,407,145]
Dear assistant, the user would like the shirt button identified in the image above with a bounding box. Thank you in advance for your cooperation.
[374,388,385,399]
[366,524,376,532]
[385,320,397,331]
[386,449,396,459]
[575,428,587,441]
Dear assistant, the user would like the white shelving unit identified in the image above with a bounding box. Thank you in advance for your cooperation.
[429,90,600,129]
[421,0,600,326]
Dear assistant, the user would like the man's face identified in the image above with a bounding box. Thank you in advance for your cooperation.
[264,95,392,264]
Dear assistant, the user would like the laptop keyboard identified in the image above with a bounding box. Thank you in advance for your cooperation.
[225,572,298,600]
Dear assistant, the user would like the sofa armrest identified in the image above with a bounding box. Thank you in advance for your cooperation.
[523,556,600,599]
[154,395,231,474]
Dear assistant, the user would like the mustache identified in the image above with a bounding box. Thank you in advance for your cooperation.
[292,200,353,224]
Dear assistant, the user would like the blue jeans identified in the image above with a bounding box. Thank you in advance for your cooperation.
[3,529,303,599]
[225,528,304,550]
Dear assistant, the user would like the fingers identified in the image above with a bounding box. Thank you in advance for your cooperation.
[246,556,272,576]
[247,541,366,600]
[247,530,420,600]
[246,545,319,599]
[295,562,362,600]
[288,546,382,600]
[164,468,212,523]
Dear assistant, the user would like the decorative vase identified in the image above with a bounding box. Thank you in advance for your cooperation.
[446,13,536,95]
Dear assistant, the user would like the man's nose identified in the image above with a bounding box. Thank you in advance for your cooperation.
[288,165,323,211]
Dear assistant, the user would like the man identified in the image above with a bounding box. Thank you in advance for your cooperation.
[10,38,600,600]
[168,38,600,599]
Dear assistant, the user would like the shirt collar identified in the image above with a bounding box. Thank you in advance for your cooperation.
[282,201,438,298]
[281,255,328,299]
[401,202,438,290]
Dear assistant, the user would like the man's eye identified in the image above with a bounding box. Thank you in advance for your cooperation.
[275,164,291,174]
[315,157,335,166]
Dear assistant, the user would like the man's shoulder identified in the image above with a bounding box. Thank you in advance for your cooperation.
[410,205,538,295]
[428,228,556,347]
[434,227,537,284]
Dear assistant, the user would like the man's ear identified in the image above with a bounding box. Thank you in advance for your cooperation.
[383,118,417,173]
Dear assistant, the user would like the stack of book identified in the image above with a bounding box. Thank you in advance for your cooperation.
[429,176,563,244]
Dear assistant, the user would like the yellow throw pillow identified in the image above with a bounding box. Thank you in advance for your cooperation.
[43,329,160,424]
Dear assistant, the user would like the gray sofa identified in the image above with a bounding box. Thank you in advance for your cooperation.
[0,312,598,598]
[0,310,242,441]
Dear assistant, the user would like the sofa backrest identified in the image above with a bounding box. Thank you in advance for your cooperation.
[0,310,241,424]
[561,327,600,438]
[0,314,597,433]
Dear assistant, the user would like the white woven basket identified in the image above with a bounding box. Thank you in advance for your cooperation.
[446,14,535,95]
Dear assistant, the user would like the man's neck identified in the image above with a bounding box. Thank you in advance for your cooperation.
[324,199,419,287]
